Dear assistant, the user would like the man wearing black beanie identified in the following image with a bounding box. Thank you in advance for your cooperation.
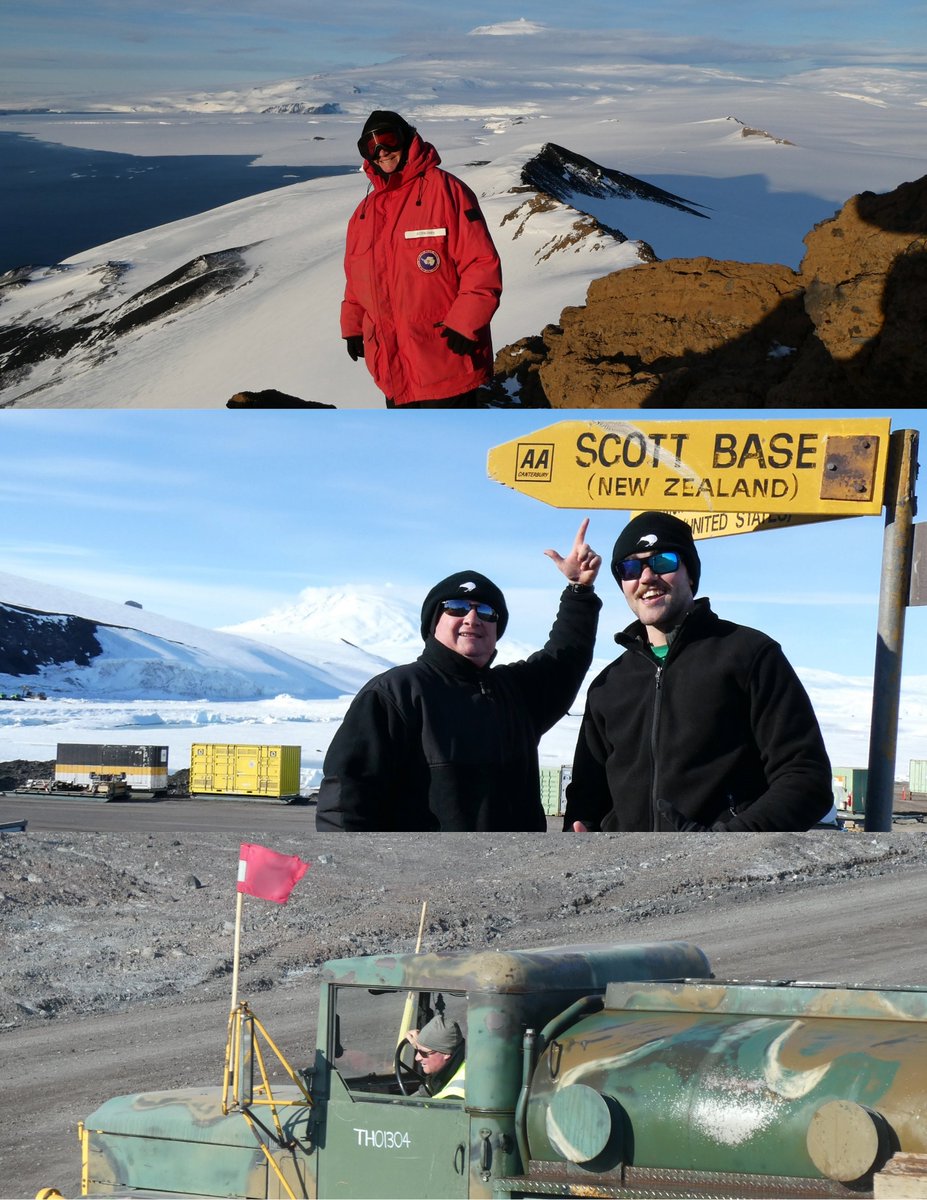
[316,520,602,831]
[563,511,833,833]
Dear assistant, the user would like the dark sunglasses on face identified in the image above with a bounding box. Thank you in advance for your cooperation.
[616,550,681,582]
[440,599,500,622]
[361,127,403,159]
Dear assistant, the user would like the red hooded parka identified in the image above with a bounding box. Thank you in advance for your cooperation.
[341,134,503,406]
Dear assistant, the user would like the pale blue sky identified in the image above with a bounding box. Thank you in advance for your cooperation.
[2,1,924,104]
[1,408,924,680]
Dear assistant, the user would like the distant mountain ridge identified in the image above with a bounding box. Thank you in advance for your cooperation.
[0,571,399,700]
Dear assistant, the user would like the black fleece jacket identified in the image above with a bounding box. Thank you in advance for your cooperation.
[563,598,833,832]
[316,586,601,831]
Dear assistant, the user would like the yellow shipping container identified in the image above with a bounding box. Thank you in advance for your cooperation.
[189,743,302,801]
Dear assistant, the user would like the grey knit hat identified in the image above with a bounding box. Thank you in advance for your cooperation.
[420,570,509,639]
[409,1014,464,1055]
[610,512,701,593]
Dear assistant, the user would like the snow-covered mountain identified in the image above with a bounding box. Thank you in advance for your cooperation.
[223,585,425,667]
[222,584,537,666]
[1,37,923,407]
[0,570,395,700]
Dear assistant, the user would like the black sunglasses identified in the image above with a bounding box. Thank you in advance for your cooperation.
[616,551,681,582]
[440,599,500,622]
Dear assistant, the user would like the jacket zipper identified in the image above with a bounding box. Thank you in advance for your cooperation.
[650,663,664,832]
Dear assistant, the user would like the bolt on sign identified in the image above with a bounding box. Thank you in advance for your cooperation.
[487,418,892,521]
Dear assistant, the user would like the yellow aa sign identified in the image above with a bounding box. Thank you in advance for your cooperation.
[487,417,891,520]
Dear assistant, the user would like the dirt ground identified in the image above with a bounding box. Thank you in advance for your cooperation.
[3,774,927,1198]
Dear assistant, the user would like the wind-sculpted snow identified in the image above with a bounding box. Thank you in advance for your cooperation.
[1,248,256,402]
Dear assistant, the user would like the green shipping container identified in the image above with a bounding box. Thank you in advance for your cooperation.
[189,743,301,800]
[833,765,868,816]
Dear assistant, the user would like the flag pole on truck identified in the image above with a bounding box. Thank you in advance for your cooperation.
[398,901,428,1044]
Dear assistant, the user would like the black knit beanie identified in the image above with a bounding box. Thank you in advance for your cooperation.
[420,571,509,640]
[610,512,701,593]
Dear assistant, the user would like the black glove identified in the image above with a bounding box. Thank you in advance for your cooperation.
[345,335,364,361]
[657,798,728,832]
[440,326,478,355]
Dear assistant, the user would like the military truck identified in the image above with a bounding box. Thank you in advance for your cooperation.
[77,940,927,1199]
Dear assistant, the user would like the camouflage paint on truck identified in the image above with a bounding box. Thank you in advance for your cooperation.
[513,978,927,1197]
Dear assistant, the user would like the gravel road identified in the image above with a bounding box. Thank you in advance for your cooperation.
[3,799,927,1198]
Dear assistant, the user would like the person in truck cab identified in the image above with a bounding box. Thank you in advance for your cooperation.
[564,511,833,833]
[406,1014,466,1100]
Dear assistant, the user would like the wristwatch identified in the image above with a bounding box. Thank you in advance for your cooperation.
[568,582,593,594]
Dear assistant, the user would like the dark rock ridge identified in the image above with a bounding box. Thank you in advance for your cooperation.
[0,605,102,676]
[521,143,710,220]
[494,174,927,407]
[260,102,342,114]
[226,390,335,409]
[0,249,255,399]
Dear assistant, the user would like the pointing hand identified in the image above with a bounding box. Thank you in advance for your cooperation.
[544,517,602,587]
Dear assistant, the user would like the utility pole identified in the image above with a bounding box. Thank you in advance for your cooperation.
[865,428,919,831]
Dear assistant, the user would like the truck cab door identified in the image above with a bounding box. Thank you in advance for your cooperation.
[316,986,470,1199]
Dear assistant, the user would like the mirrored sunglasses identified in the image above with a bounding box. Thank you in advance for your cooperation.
[616,550,681,581]
[361,127,403,159]
[440,599,500,622]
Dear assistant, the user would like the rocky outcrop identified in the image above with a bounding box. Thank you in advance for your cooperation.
[495,175,927,407]
[226,390,335,409]
[0,605,102,676]
[521,143,710,220]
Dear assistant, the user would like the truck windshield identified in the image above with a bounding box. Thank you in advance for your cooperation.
[332,986,466,1096]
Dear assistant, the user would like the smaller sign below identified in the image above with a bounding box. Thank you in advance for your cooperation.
[630,510,852,540]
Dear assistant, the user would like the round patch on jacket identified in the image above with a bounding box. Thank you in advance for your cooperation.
[417,249,441,272]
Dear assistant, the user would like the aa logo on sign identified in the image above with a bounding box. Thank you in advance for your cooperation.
[515,442,554,483]
[417,249,441,273]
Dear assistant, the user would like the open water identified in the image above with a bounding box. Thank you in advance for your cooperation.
[0,130,354,275]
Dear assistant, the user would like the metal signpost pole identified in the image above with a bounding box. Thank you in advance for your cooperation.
[865,428,919,832]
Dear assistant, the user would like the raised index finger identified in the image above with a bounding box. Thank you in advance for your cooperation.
[574,517,590,548]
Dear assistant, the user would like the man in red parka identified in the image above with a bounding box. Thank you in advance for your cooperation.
[341,110,503,408]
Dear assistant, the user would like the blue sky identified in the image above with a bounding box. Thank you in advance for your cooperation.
[2,1,925,103]
[1,408,924,681]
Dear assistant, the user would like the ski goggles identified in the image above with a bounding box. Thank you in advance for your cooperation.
[359,127,404,160]
[615,550,681,582]
[439,599,500,622]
